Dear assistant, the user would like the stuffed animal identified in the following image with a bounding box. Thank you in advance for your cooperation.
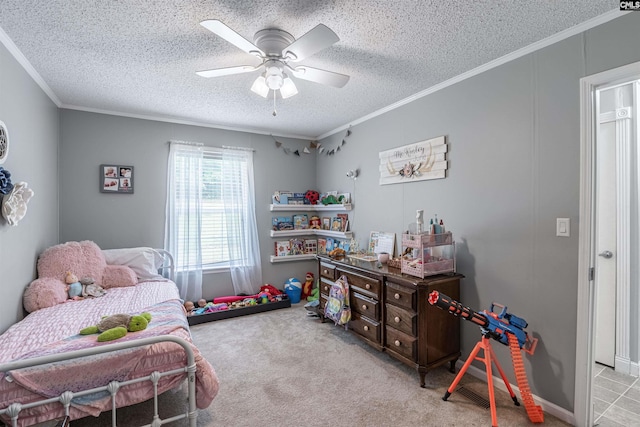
[304,190,319,205]
[80,312,151,342]
[65,271,83,300]
[79,276,107,298]
[302,272,314,300]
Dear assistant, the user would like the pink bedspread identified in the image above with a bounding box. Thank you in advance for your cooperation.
[0,281,219,426]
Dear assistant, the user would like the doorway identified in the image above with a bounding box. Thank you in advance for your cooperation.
[576,62,640,427]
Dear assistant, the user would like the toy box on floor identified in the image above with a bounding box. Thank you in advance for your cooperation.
[186,284,291,326]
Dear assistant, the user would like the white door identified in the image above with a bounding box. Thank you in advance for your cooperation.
[575,62,640,427]
[594,82,636,370]
[594,93,617,367]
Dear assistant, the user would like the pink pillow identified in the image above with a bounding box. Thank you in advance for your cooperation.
[37,241,107,287]
[23,278,67,313]
[102,265,137,288]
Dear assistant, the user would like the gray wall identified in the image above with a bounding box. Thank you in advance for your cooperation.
[316,12,640,413]
[59,110,317,300]
[0,43,59,333]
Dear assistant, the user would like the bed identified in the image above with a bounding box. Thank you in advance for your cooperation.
[0,241,219,427]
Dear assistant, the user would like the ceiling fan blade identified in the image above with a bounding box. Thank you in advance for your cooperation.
[290,66,350,88]
[200,20,264,57]
[283,24,339,62]
[196,65,259,78]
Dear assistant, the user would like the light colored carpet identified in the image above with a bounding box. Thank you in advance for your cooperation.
[70,304,572,426]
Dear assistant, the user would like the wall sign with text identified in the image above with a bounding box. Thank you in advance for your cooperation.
[378,136,448,185]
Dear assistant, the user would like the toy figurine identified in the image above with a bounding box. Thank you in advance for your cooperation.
[309,215,321,229]
[302,272,314,300]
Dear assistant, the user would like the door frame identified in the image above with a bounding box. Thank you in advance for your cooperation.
[576,61,640,427]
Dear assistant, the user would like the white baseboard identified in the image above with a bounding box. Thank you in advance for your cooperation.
[614,356,640,377]
[461,362,576,426]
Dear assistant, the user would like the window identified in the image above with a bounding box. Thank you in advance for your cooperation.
[169,146,250,270]
[200,149,248,268]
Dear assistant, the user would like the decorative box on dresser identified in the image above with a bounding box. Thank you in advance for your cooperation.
[317,255,463,387]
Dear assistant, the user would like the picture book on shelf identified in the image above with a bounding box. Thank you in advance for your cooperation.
[304,239,317,254]
[331,217,342,231]
[317,238,327,255]
[337,213,349,231]
[275,240,291,256]
[290,238,305,255]
[293,214,309,229]
[272,216,293,231]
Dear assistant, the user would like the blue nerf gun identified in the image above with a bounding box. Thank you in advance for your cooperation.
[428,290,537,354]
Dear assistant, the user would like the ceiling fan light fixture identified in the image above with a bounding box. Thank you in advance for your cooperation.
[280,75,298,99]
[250,75,269,98]
[264,63,284,90]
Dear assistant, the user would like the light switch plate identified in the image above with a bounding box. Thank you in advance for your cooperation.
[556,218,570,237]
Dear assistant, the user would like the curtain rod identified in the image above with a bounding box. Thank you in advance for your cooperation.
[222,145,255,152]
[169,140,203,147]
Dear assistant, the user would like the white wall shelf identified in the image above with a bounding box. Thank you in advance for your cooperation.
[269,203,352,212]
[269,254,317,263]
[270,229,353,239]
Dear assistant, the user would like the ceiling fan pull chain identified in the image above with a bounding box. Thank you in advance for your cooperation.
[272,90,277,116]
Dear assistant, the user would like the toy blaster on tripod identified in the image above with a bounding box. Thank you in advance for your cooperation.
[428,290,538,355]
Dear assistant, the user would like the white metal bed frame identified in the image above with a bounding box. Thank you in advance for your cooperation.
[0,249,200,427]
[0,335,197,427]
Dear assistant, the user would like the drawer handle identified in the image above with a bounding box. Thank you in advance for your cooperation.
[324,286,329,292]
[365,283,371,289]
[394,316,400,323]
[394,293,401,300]
[364,325,369,331]
[394,340,401,347]
[362,304,368,310]
[323,269,329,275]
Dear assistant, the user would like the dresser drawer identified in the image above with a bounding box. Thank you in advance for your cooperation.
[352,292,379,321]
[320,278,334,297]
[340,270,381,299]
[320,263,336,280]
[385,281,416,310]
[385,326,417,361]
[349,312,380,343]
[385,303,417,337]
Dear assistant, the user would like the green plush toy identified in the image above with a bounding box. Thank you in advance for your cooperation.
[80,312,151,342]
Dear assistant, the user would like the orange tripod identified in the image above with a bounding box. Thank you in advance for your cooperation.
[443,334,519,427]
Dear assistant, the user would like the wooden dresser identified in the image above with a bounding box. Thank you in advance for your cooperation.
[318,255,462,387]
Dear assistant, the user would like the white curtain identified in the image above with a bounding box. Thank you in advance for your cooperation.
[222,148,262,294]
[164,141,203,301]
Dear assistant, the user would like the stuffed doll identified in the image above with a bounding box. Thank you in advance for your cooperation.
[184,300,195,315]
[80,312,151,342]
[65,271,83,300]
[301,272,314,300]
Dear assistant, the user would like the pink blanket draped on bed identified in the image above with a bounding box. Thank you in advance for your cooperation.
[0,281,219,426]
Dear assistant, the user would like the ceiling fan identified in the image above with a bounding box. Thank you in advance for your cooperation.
[196,20,350,102]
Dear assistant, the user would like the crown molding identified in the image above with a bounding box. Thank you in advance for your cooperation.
[60,104,314,140]
[315,9,629,140]
[0,25,62,107]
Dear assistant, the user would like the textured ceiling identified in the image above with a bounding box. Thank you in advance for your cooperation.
[0,1,620,139]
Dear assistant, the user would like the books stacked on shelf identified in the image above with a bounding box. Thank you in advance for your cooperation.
[317,238,351,255]
[272,216,294,231]
[272,191,309,205]
[271,190,351,206]
[293,214,309,229]
[275,238,319,257]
